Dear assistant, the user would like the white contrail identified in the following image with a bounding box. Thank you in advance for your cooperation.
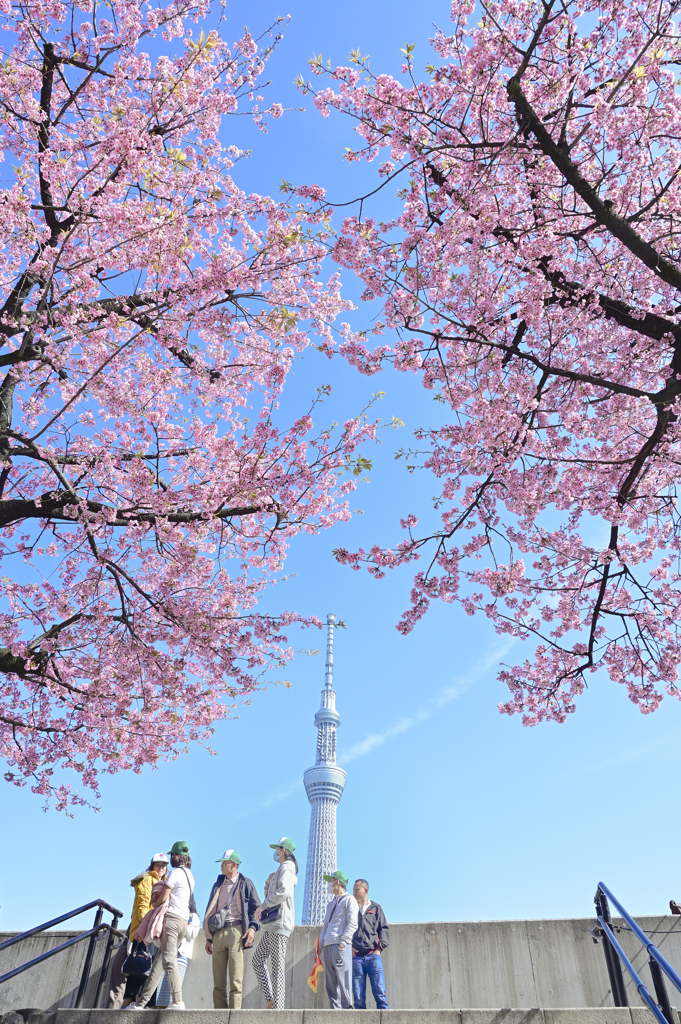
[233,638,516,816]
[338,638,516,766]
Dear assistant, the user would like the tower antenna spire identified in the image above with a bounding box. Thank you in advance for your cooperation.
[301,611,347,925]
[325,612,335,690]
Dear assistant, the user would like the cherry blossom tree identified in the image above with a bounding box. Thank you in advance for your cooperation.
[0,0,375,808]
[300,0,681,724]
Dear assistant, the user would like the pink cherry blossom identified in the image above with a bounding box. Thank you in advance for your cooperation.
[0,0,375,809]
[306,0,681,726]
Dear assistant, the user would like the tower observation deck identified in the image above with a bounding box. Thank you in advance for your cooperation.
[301,612,347,926]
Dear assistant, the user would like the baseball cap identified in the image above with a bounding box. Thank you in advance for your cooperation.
[323,870,349,885]
[216,849,241,865]
[150,852,169,864]
[269,837,296,853]
[168,840,190,856]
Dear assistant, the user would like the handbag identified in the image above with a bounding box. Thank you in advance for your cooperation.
[259,903,282,926]
[122,939,153,978]
[208,876,241,934]
[259,867,283,926]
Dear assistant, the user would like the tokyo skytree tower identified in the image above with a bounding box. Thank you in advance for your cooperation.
[301,612,347,925]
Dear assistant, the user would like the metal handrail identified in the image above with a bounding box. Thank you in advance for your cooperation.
[0,897,124,1008]
[0,899,123,952]
[595,883,681,1024]
[596,915,667,1024]
[0,923,122,983]
[598,882,681,994]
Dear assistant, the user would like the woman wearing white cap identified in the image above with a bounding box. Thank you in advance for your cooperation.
[252,837,298,1010]
[130,854,170,943]
[107,852,169,1009]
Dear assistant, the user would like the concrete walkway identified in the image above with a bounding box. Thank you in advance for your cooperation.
[1,1009,675,1024]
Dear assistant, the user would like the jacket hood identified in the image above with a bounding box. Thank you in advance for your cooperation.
[130,868,160,887]
[278,860,298,885]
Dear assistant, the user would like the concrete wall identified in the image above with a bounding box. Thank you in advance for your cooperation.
[3,917,681,1013]
[0,930,109,1013]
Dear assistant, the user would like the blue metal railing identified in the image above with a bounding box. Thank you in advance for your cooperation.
[595,883,681,1024]
[0,898,124,1008]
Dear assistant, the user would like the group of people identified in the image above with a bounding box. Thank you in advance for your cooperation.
[108,841,199,1011]
[317,869,390,1011]
[108,835,390,1012]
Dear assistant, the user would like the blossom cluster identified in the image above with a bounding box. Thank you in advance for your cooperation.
[0,0,375,807]
[308,0,681,724]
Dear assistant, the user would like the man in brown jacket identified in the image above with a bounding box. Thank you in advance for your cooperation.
[203,849,261,1009]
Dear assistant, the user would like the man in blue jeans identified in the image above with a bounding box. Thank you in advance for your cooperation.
[351,878,390,1009]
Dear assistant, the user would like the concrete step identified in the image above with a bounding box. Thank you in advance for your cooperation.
[6,1009,675,1024]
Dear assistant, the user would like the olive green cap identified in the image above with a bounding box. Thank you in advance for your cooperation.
[216,849,241,865]
[324,870,348,885]
[269,836,296,853]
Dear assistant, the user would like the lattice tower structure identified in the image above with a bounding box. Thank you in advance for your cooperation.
[301,612,347,925]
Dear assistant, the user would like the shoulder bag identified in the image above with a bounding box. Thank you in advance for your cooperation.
[259,866,284,926]
[180,866,197,916]
[208,875,241,934]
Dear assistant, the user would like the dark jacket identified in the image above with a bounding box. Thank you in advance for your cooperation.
[203,873,261,941]
[352,900,390,955]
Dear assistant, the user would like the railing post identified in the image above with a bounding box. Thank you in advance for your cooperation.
[596,888,629,1006]
[649,957,675,1024]
[94,917,120,1008]
[75,906,103,1007]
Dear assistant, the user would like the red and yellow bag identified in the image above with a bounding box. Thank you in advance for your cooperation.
[307,936,324,993]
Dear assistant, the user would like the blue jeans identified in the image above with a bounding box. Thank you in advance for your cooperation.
[352,952,389,1009]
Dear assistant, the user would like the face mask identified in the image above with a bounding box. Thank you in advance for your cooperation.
[327,883,334,894]
[273,851,280,863]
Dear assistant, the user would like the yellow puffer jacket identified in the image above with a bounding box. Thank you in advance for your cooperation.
[129,869,161,941]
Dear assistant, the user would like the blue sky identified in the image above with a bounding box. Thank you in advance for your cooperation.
[4,0,681,934]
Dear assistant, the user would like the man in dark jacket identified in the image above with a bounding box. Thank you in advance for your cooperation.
[351,878,390,1009]
[203,850,261,1008]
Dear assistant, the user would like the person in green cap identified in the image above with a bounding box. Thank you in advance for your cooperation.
[202,849,262,1009]
[318,870,359,1010]
[131,841,195,1012]
[252,837,298,1009]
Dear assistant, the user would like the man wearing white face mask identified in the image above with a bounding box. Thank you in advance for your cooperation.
[318,870,358,1010]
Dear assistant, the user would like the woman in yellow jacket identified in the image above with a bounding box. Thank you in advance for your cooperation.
[130,854,169,940]
[108,852,170,1009]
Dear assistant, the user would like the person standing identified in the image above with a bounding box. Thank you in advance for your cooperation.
[252,837,298,1010]
[351,878,390,1009]
[318,870,358,1010]
[154,910,201,1008]
[107,853,169,1010]
[203,849,261,1009]
[131,840,195,1012]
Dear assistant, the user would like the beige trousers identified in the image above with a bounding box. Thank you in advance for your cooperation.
[211,925,245,1008]
[138,913,187,1007]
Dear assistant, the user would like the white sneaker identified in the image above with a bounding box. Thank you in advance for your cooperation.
[167,1003,185,1010]
[125,1005,143,1010]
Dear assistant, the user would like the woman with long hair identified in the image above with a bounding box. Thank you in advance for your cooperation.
[252,837,298,1010]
